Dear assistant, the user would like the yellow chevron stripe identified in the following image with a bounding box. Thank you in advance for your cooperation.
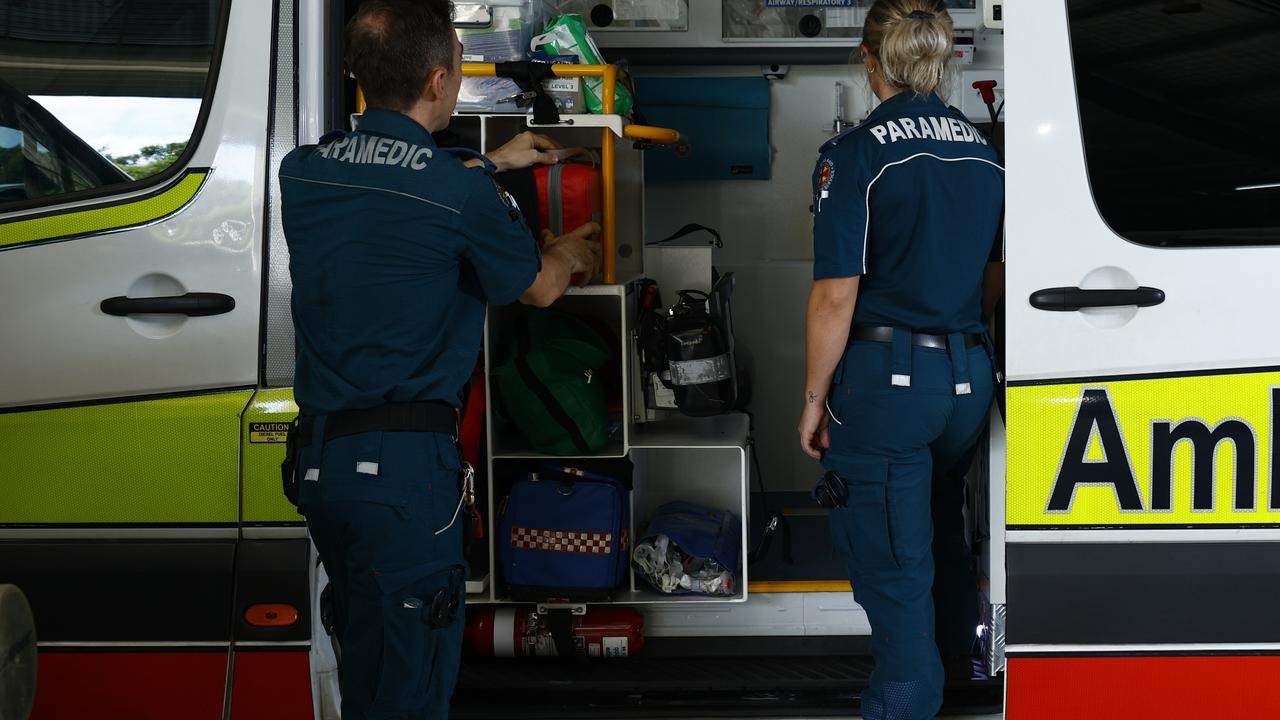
[0,170,207,248]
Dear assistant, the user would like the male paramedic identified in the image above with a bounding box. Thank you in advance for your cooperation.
[279,1,601,718]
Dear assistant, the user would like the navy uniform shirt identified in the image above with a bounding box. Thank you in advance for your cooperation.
[812,92,1004,334]
[280,109,540,416]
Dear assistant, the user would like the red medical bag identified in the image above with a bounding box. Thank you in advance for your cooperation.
[534,162,601,285]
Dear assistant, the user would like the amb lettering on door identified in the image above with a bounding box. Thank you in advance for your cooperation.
[1006,370,1280,527]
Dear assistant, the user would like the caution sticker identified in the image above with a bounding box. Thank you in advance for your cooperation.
[249,422,292,444]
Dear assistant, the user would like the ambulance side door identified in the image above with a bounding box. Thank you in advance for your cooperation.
[0,1,272,716]
[1002,1,1280,715]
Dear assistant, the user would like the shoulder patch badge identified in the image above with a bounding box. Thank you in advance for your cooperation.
[818,158,836,190]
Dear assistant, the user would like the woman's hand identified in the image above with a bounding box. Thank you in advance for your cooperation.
[798,396,831,460]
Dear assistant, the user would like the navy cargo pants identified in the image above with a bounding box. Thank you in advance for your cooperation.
[824,333,993,720]
[298,421,467,720]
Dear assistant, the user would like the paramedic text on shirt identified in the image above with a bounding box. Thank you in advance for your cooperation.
[279,1,601,717]
[796,2,1005,718]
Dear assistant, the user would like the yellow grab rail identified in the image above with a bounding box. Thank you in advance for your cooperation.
[460,62,618,114]
[623,124,683,145]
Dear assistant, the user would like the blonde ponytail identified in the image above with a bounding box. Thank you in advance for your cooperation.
[863,0,954,97]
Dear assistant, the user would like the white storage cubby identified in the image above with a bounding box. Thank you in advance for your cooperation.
[620,413,749,604]
[469,113,646,282]
[477,415,749,605]
[484,283,631,459]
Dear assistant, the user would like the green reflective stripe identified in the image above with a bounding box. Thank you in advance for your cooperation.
[0,170,208,249]
[242,388,303,524]
[0,390,249,524]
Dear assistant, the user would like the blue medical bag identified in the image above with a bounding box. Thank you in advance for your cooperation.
[635,502,742,596]
[498,461,631,601]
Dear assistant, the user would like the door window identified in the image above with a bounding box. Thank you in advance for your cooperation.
[1067,0,1280,247]
[0,0,225,208]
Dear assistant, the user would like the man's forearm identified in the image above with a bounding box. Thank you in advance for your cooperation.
[805,278,859,407]
[520,245,576,307]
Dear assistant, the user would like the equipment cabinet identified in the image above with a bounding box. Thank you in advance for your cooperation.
[458,84,748,607]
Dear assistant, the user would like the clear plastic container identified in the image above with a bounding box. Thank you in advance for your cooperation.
[455,1,547,113]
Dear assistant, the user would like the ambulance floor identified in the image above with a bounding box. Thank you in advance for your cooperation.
[452,653,1003,718]
[747,491,849,585]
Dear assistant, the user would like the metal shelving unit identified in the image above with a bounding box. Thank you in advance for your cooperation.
[457,91,748,608]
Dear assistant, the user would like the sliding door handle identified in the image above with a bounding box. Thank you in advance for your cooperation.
[1029,286,1165,312]
[101,292,236,317]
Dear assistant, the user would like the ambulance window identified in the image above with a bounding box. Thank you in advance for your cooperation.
[1067,0,1280,247]
[0,0,226,210]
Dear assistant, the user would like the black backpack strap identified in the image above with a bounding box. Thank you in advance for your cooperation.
[648,223,722,248]
[748,512,794,566]
[635,280,667,375]
[494,61,561,125]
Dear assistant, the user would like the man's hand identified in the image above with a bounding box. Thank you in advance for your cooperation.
[540,222,602,285]
[798,398,831,461]
[485,132,563,172]
[520,222,603,306]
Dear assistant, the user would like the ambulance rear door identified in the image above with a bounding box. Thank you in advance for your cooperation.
[1002,1,1280,716]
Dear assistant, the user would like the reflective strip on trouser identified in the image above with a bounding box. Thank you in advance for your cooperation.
[299,432,466,720]
[946,333,972,396]
[823,341,993,720]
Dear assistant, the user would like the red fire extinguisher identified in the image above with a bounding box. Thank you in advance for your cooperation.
[465,607,645,658]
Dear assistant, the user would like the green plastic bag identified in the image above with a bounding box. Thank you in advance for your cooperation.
[492,308,612,455]
[533,14,633,116]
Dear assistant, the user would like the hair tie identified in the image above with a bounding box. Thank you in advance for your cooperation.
[908,10,936,19]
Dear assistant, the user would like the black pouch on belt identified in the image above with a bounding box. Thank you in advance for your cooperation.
[281,417,301,508]
[980,332,1004,385]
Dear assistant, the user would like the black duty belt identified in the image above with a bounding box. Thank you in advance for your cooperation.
[852,325,982,350]
[296,401,458,449]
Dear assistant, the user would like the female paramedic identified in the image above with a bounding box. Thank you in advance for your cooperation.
[796,1,1004,718]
